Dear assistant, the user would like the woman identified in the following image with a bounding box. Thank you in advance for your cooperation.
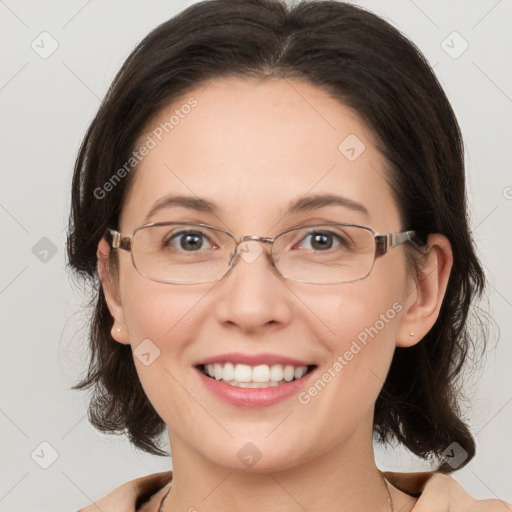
[68,0,510,510]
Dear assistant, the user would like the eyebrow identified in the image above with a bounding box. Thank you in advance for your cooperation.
[145,192,369,222]
[286,193,369,217]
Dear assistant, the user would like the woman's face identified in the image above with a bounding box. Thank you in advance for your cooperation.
[107,77,418,472]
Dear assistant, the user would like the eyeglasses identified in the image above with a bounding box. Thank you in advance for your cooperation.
[107,222,424,285]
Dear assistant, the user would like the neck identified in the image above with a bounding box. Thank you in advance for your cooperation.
[163,424,412,512]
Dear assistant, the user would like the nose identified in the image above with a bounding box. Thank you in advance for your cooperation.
[214,239,292,333]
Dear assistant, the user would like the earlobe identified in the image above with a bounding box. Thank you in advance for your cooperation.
[396,234,453,348]
[97,237,130,345]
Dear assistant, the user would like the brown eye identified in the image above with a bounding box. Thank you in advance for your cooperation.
[163,230,213,252]
[296,230,348,251]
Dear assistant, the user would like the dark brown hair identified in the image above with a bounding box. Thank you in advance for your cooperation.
[68,0,486,470]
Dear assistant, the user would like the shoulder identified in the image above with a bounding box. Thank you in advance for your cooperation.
[385,471,512,511]
[383,471,437,497]
[76,470,173,512]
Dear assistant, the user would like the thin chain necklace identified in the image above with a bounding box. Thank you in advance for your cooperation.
[382,471,394,511]
[157,480,172,512]
[158,471,394,511]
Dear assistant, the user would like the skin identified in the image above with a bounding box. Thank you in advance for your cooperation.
[97,76,460,511]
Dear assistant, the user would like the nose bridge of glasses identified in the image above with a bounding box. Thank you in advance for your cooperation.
[227,235,276,268]
[238,234,274,244]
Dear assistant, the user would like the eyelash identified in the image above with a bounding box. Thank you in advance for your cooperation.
[163,228,348,252]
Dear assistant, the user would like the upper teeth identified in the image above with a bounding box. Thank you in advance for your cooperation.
[204,363,308,383]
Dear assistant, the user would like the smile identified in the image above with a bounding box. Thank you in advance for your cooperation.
[199,362,316,388]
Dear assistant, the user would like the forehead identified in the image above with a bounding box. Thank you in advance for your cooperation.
[121,77,401,234]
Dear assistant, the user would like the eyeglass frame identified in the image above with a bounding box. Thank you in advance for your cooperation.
[106,221,426,285]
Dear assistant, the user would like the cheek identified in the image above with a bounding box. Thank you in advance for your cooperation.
[301,275,403,350]
[119,281,211,416]
[333,295,402,386]
[121,278,212,342]
[288,285,403,458]
[330,251,409,354]
[336,294,402,347]
[119,280,218,399]
[305,278,404,402]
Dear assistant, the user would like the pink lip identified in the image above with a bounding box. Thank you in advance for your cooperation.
[195,366,318,408]
[194,352,314,367]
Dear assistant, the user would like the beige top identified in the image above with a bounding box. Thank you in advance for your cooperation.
[75,470,447,511]
[76,471,173,512]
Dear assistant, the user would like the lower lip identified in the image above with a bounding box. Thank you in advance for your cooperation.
[195,367,317,408]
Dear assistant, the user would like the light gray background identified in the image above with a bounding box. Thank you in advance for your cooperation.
[1,0,511,510]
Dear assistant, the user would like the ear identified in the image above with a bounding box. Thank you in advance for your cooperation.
[395,234,453,348]
[97,237,130,345]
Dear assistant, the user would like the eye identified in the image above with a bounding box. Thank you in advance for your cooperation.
[163,230,217,252]
[296,230,349,251]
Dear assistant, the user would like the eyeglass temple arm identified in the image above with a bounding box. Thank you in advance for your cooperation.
[375,230,425,255]
[107,229,132,251]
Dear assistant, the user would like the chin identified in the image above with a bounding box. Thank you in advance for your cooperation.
[202,439,309,474]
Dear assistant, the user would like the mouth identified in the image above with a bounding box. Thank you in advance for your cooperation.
[196,362,318,388]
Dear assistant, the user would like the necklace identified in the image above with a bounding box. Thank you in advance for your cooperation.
[158,472,394,511]
[381,471,394,511]
[158,481,172,512]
